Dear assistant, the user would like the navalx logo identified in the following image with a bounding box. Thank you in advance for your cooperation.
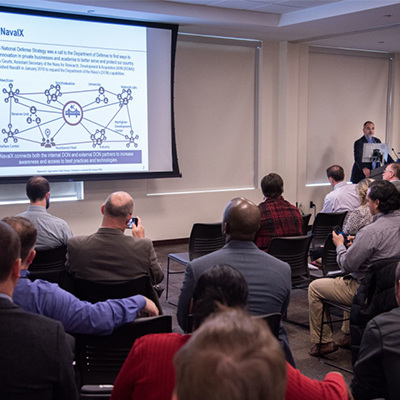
[0,28,24,37]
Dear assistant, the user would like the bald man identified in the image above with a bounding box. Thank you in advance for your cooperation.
[177,198,292,363]
[65,191,164,284]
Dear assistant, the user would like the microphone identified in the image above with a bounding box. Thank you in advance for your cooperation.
[392,148,400,163]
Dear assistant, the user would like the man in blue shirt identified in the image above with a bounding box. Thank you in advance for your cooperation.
[4,216,159,335]
[0,220,78,399]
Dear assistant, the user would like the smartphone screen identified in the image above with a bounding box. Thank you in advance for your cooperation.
[127,217,138,229]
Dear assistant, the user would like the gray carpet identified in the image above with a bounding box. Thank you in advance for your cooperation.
[155,242,354,386]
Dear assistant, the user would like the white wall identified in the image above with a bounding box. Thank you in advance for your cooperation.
[1,40,398,240]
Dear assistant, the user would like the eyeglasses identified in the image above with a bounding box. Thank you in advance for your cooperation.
[383,169,393,174]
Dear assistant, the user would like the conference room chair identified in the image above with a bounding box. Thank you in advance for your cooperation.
[75,315,172,399]
[309,212,347,260]
[28,245,67,283]
[186,312,281,340]
[69,275,163,315]
[268,235,313,289]
[350,257,400,364]
[318,298,353,374]
[166,222,225,305]
[309,234,342,279]
[302,213,312,235]
[268,235,313,327]
[317,257,400,371]
[255,313,281,339]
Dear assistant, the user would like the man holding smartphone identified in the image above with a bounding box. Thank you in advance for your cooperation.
[65,191,164,284]
[308,180,400,356]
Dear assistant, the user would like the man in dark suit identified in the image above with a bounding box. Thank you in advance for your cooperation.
[0,221,78,400]
[65,191,164,284]
[350,121,382,183]
[177,197,293,363]
[351,262,400,400]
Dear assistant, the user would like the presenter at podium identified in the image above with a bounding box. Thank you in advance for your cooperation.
[351,121,382,183]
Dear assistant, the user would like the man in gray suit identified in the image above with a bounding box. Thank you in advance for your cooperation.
[177,197,293,362]
[66,191,164,284]
[0,221,78,399]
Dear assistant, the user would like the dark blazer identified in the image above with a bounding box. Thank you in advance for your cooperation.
[0,297,78,400]
[65,227,164,284]
[350,135,382,183]
[351,307,400,400]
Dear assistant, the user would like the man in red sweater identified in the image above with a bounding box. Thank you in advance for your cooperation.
[255,173,303,251]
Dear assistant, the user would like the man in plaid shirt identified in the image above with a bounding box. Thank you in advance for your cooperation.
[255,173,303,252]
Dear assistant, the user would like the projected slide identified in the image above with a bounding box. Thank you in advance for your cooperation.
[0,11,149,177]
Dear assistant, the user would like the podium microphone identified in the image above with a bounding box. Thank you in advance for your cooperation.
[392,148,400,163]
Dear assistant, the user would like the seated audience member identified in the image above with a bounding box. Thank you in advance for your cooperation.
[66,191,164,284]
[321,165,360,213]
[254,173,303,251]
[18,175,72,250]
[111,265,351,400]
[308,180,400,357]
[176,197,293,363]
[173,309,287,400]
[351,262,400,400]
[0,221,78,399]
[5,216,158,335]
[342,178,374,235]
[382,162,400,191]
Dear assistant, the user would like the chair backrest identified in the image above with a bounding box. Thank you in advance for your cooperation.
[311,212,347,248]
[75,315,172,387]
[268,235,313,285]
[302,213,312,235]
[189,223,225,261]
[350,257,400,364]
[321,234,342,276]
[28,246,67,283]
[73,275,163,314]
[254,313,281,339]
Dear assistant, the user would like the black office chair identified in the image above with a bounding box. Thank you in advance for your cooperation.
[268,235,313,327]
[302,213,312,235]
[166,223,225,305]
[255,313,281,339]
[268,235,313,289]
[309,234,342,279]
[72,275,163,315]
[28,246,67,283]
[318,299,352,373]
[310,212,347,260]
[75,315,172,399]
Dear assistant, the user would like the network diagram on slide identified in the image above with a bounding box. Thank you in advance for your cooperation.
[1,83,140,149]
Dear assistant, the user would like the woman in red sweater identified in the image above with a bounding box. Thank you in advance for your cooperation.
[111,265,351,400]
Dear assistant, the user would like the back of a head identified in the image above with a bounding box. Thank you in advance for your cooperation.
[191,264,248,330]
[261,173,284,198]
[26,176,50,202]
[368,180,400,214]
[103,191,133,220]
[0,221,21,282]
[2,217,37,264]
[326,165,344,182]
[356,178,374,205]
[223,197,261,241]
[173,309,287,400]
